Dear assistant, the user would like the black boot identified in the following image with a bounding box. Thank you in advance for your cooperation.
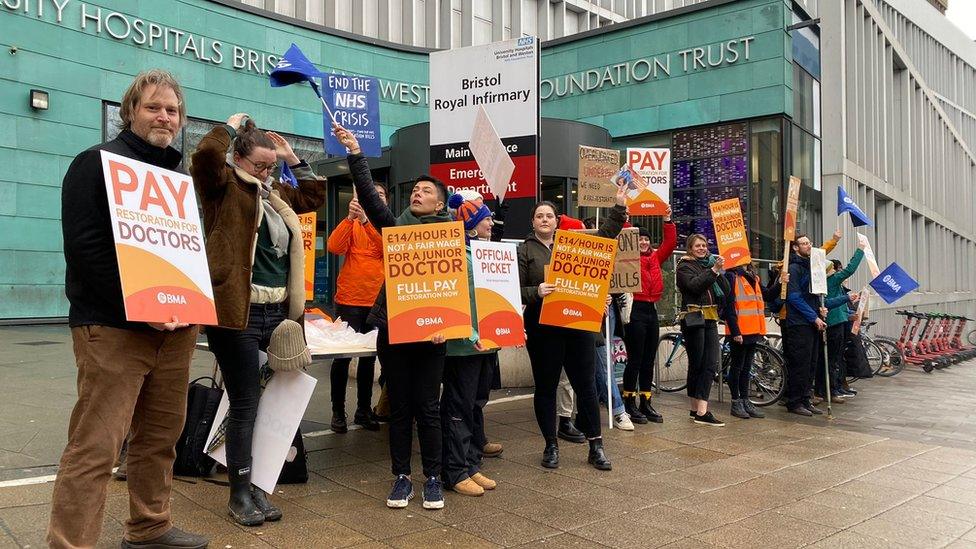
[557,416,585,443]
[730,399,750,419]
[354,408,380,431]
[331,411,348,434]
[743,399,765,418]
[623,394,648,424]
[541,440,559,469]
[587,438,612,471]
[227,464,264,526]
[250,486,282,521]
[638,394,663,423]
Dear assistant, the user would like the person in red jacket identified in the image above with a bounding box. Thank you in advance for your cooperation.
[621,206,677,423]
[327,187,387,433]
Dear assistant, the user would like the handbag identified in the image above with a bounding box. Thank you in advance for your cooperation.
[681,310,705,328]
[174,375,223,476]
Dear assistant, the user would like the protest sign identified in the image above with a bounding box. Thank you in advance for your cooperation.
[851,287,871,335]
[625,148,670,216]
[99,151,217,325]
[469,107,516,201]
[540,230,617,332]
[709,198,752,269]
[810,247,828,295]
[580,227,640,293]
[856,233,882,278]
[470,241,524,348]
[577,146,621,208]
[870,262,920,304]
[208,363,317,494]
[382,221,472,344]
[322,73,381,157]
[781,175,802,299]
[299,213,316,301]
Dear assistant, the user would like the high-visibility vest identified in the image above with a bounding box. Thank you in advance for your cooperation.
[725,274,767,336]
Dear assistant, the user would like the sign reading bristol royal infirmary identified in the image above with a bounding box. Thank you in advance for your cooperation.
[429,37,539,200]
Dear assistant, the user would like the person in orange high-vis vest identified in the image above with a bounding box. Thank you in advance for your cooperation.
[721,263,779,419]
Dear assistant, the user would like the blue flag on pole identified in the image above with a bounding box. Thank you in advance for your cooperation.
[869,262,919,304]
[279,161,298,188]
[270,43,324,97]
[838,186,873,227]
[321,73,382,158]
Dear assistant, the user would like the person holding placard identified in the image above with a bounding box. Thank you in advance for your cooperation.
[517,186,627,471]
[818,244,866,401]
[676,235,731,426]
[191,114,325,526]
[783,235,830,416]
[50,70,208,549]
[334,124,452,511]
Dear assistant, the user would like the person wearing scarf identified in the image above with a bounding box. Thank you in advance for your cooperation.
[676,234,730,426]
[333,124,451,511]
[191,114,327,526]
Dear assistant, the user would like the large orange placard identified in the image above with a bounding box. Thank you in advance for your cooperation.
[709,198,751,269]
[383,221,472,344]
[298,213,316,301]
[539,230,617,332]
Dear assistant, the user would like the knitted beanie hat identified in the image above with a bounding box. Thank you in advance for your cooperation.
[449,193,492,232]
[267,319,312,372]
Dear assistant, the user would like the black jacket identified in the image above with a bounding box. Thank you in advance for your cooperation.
[675,256,730,311]
[62,130,182,329]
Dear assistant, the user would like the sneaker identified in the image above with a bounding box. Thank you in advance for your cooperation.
[613,412,635,431]
[331,413,348,434]
[422,476,445,510]
[120,527,208,549]
[386,474,414,508]
[788,406,813,417]
[693,412,725,426]
[689,410,697,418]
[828,392,847,403]
[843,387,858,396]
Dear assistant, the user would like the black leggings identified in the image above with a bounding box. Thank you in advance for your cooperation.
[526,322,601,442]
[377,329,444,478]
[623,301,660,393]
[329,304,376,415]
[726,340,756,400]
[681,320,719,401]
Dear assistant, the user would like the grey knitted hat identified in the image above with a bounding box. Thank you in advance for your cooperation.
[268,319,312,372]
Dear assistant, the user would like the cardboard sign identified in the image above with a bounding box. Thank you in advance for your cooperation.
[810,247,828,295]
[208,364,317,494]
[469,107,516,202]
[578,146,621,208]
[470,241,525,348]
[299,213,316,301]
[322,73,382,157]
[580,227,640,293]
[851,287,871,335]
[856,233,882,278]
[539,230,617,332]
[382,221,472,344]
[709,198,751,269]
[625,148,670,216]
[99,151,217,325]
[780,175,803,300]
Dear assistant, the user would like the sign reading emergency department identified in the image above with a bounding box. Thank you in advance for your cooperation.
[625,148,670,216]
[470,241,524,348]
[709,198,751,269]
[100,151,217,324]
[429,37,539,200]
[298,213,316,301]
[382,222,472,344]
[540,230,617,332]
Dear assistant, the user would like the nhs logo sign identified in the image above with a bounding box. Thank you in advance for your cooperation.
[518,37,534,46]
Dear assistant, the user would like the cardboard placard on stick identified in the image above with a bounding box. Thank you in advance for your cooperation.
[810,247,828,295]
[577,145,621,208]
[781,175,802,299]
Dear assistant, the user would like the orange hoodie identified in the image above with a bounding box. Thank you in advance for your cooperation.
[328,218,385,307]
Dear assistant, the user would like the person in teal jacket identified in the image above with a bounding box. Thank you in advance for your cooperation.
[816,240,865,400]
[441,193,499,497]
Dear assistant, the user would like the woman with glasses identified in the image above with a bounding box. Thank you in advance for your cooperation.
[190,113,327,526]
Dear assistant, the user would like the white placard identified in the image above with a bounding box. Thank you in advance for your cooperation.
[856,233,882,278]
[469,107,516,202]
[810,247,828,295]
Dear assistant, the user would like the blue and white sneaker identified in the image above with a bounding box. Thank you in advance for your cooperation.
[422,476,444,510]
[386,474,414,508]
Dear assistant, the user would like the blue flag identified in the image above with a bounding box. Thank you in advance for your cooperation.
[321,73,382,158]
[838,186,873,227]
[270,44,324,97]
[279,161,298,188]
[869,262,919,304]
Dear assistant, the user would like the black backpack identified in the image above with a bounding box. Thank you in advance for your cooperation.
[174,377,223,477]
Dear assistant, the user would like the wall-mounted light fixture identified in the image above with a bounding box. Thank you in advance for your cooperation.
[29,89,49,111]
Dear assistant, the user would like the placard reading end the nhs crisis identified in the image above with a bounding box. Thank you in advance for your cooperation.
[429,37,539,200]
[323,73,381,158]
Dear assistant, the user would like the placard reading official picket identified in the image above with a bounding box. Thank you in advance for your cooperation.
[429,37,539,200]
[626,148,670,216]
[383,222,472,344]
[470,241,524,348]
[540,230,617,332]
[578,146,621,208]
[709,198,751,269]
[100,151,217,324]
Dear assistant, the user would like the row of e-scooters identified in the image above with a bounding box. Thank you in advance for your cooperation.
[892,311,976,372]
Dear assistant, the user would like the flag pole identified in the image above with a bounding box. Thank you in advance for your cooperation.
[308,79,338,126]
[597,208,613,430]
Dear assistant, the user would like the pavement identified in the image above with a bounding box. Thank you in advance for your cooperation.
[2,324,976,548]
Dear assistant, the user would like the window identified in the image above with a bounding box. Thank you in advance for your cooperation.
[793,64,820,137]
[791,125,822,241]
[749,119,783,261]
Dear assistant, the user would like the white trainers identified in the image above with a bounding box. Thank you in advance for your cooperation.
[613,412,635,431]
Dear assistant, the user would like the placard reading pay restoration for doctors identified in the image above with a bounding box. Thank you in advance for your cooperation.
[100,151,217,325]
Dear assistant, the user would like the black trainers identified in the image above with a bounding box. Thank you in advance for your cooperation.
[120,527,208,548]
[331,413,348,434]
[693,411,725,426]
[386,474,414,508]
[689,410,696,418]
[422,476,444,510]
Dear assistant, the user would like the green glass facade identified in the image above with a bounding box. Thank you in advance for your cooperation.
[0,0,806,320]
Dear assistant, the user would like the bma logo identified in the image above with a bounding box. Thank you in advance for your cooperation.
[518,37,534,46]
[843,196,853,204]
[495,328,511,336]
[156,292,187,305]
[416,317,444,327]
[882,275,902,292]
[562,308,582,318]
[275,58,292,69]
